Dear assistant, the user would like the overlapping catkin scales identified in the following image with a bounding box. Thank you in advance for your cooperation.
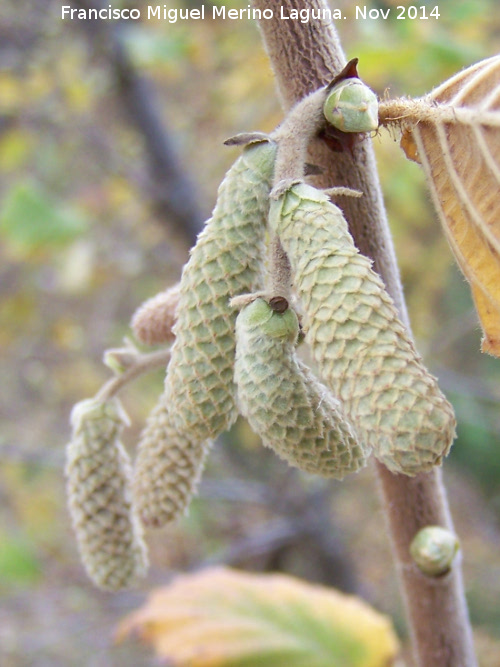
[234,298,368,478]
[269,183,456,476]
[133,401,211,527]
[162,141,276,441]
[65,398,148,590]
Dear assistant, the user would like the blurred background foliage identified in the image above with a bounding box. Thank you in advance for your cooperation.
[1,0,500,664]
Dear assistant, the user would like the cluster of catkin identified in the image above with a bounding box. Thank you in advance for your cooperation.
[65,73,456,590]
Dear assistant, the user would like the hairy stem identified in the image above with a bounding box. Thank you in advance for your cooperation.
[253,1,476,665]
[271,87,328,186]
[379,97,500,129]
[270,236,292,299]
[95,348,171,403]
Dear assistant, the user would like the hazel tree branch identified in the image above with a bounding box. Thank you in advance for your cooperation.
[252,1,477,665]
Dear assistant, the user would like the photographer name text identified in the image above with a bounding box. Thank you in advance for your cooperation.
[61,5,441,23]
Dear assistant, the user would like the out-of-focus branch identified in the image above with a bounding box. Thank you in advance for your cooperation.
[71,0,204,246]
[200,481,358,593]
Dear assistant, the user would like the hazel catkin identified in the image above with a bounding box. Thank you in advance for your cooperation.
[234,297,367,478]
[160,140,276,441]
[270,183,456,476]
[133,401,210,527]
[65,398,148,590]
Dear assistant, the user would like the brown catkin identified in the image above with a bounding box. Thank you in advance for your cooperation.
[65,398,148,590]
[270,183,456,476]
[131,283,180,346]
[133,401,210,527]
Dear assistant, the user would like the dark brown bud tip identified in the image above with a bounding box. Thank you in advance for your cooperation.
[269,296,289,313]
[326,58,360,92]
[224,132,272,147]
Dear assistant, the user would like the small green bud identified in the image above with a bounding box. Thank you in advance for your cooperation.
[410,526,460,577]
[103,338,141,374]
[323,79,379,133]
[103,349,137,375]
[241,297,298,342]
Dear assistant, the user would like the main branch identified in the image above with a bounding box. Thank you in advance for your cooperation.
[252,0,476,665]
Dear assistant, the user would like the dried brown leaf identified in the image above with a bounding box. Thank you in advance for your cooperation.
[384,56,500,355]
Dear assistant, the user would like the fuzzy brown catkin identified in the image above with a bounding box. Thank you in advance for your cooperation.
[269,183,456,476]
[133,401,210,527]
[162,141,276,441]
[131,283,180,346]
[65,398,148,590]
[234,298,367,477]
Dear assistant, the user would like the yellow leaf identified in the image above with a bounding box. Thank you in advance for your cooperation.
[400,128,420,164]
[0,72,23,113]
[388,55,500,356]
[471,284,500,355]
[0,129,33,171]
[117,567,399,667]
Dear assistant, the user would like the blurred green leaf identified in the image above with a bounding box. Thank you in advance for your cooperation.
[124,27,189,67]
[0,532,41,588]
[450,393,500,495]
[0,181,88,252]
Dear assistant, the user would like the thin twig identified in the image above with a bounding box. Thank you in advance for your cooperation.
[268,88,328,307]
[95,348,171,403]
[379,97,500,129]
[270,236,292,299]
[271,87,328,189]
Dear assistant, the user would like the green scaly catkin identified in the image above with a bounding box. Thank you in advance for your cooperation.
[234,298,367,477]
[65,398,148,590]
[163,140,276,440]
[133,141,275,527]
[133,402,209,527]
[270,183,456,476]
